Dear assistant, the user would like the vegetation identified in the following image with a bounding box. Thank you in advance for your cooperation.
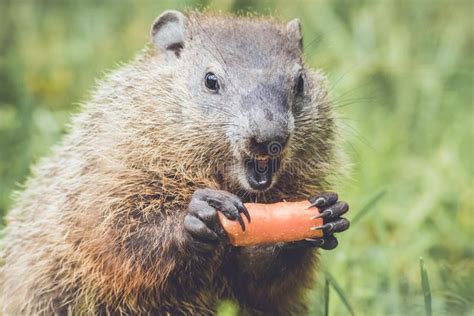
[0,0,472,314]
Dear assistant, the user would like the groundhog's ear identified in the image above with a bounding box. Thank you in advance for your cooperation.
[151,10,187,59]
[286,18,303,51]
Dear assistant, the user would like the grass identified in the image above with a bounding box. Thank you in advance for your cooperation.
[0,0,473,315]
[350,189,385,225]
[324,276,330,316]
[420,258,432,316]
[325,271,356,316]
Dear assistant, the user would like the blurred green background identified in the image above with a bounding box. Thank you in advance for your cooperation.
[0,0,472,315]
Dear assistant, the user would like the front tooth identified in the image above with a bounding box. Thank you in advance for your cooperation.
[256,155,269,160]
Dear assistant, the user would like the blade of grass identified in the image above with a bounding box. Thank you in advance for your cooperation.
[324,276,330,316]
[325,271,355,316]
[420,258,432,316]
[351,190,386,225]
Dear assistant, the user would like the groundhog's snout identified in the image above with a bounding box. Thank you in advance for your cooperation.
[246,111,290,157]
[241,130,289,192]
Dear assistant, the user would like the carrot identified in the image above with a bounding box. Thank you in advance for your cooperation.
[218,200,323,246]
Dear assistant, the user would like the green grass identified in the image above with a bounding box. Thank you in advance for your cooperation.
[0,0,472,315]
[420,258,432,316]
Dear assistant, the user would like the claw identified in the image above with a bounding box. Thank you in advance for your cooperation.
[207,198,246,231]
[310,213,322,220]
[310,223,335,233]
[310,225,324,231]
[305,238,325,247]
[237,214,246,231]
[239,203,251,223]
[310,208,334,220]
[310,202,349,220]
[309,192,338,208]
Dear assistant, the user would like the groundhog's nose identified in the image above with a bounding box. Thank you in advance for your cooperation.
[248,135,288,157]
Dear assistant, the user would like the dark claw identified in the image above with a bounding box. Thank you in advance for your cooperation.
[228,204,246,231]
[280,235,340,251]
[309,192,338,208]
[226,205,246,231]
[305,235,338,250]
[236,201,251,224]
[310,224,324,231]
[310,208,333,219]
[304,238,325,247]
[311,218,350,234]
[207,198,246,231]
[306,236,338,249]
[312,201,349,220]
[236,214,245,231]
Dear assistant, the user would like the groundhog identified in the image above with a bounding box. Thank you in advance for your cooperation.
[0,10,350,315]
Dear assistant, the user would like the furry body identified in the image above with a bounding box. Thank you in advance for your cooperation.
[0,12,342,315]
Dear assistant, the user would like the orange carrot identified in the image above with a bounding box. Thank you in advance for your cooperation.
[218,200,323,246]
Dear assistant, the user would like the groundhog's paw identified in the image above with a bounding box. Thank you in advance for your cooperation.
[184,188,250,251]
[280,192,349,251]
[305,192,350,250]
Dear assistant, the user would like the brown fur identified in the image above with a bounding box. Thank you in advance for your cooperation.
[0,12,344,315]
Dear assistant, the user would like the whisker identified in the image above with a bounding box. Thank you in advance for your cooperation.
[193,16,231,78]
[200,104,239,119]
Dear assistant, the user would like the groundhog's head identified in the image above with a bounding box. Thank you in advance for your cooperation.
[147,11,333,193]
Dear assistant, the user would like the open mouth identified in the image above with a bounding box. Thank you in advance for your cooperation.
[244,155,281,191]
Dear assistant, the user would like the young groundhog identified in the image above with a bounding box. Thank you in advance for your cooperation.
[0,10,350,315]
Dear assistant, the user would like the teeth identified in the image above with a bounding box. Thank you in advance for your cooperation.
[255,155,270,161]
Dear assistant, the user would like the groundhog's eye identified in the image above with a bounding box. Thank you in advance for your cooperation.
[204,72,220,92]
[296,72,304,94]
